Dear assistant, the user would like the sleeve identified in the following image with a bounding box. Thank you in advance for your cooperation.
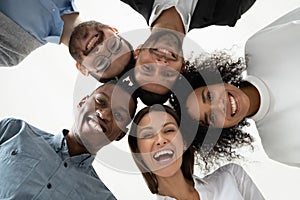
[0,118,20,143]
[189,0,256,30]
[245,7,300,64]
[120,0,154,25]
[0,11,42,67]
[225,163,265,200]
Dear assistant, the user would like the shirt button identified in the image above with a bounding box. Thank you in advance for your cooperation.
[47,183,52,189]
[11,149,18,155]
[64,162,68,168]
[52,8,55,12]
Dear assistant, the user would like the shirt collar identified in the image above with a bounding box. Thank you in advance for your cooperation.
[243,74,271,121]
[54,129,95,168]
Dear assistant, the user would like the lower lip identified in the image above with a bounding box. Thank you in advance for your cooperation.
[154,155,175,167]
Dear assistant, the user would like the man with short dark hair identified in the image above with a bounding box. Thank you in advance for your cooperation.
[0,80,137,199]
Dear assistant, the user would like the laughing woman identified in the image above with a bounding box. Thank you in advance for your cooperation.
[128,105,264,200]
[173,7,300,168]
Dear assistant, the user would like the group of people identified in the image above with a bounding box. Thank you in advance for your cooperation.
[1,0,299,199]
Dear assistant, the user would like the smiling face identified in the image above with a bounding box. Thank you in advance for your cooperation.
[136,111,184,177]
[69,21,132,81]
[74,83,135,154]
[186,83,250,128]
[134,30,184,95]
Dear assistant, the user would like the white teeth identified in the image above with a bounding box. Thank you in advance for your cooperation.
[157,48,172,56]
[229,95,237,115]
[87,36,98,51]
[153,150,174,161]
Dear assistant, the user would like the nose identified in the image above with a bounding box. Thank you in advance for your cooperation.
[211,99,225,114]
[155,133,168,146]
[155,56,169,65]
[96,109,112,122]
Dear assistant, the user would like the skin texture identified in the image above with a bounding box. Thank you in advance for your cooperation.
[68,83,135,155]
[133,7,186,95]
[186,83,251,128]
[136,111,184,177]
[69,21,132,81]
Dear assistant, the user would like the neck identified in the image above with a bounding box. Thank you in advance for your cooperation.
[241,82,261,117]
[152,7,185,35]
[65,127,89,156]
[60,13,83,46]
[156,170,199,200]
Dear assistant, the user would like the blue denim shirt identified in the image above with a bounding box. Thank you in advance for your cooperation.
[0,0,79,44]
[0,118,116,200]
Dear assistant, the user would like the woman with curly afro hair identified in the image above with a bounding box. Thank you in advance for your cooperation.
[171,7,300,168]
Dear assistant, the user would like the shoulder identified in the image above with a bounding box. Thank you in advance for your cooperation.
[0,118,27,142]
[203,163,245,182]
[0,117,26,130]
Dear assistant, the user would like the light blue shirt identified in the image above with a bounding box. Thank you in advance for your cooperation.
[0,0,79,44]
[0,118,116,200]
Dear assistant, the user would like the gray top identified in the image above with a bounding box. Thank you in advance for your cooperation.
[0,12,42,67]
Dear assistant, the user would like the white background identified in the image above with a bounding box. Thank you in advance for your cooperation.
[1,0,300,199]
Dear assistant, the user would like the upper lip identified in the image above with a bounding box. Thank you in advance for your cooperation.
[89,114,108,134]
[83,33,102,56]
[151,47,178,61]
[152,148,174,161]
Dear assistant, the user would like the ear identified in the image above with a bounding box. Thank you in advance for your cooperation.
[115,129,127,141]
[76,62,89,76]
[106,25,119,34]
[78,95,89,108]
[180,60,186,73]
[133,46,142,59]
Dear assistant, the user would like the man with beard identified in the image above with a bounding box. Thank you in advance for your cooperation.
[0,1,134,82]
[0,80,137,199]
[120,0,256,105]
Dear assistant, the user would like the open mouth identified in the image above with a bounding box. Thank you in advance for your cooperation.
[84,34,103,56]
[88,116,107,134]
[150,48,178,61]
[228,92,238,117]
[153,149,174,161]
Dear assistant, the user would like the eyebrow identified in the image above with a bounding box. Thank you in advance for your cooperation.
[98,92,110,100]
[138,121,177,132]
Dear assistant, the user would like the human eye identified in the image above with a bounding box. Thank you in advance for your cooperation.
[210,112,216,126]
[162,70,177,78]
[163,124,177,134]
[95,57,110,72]
[113,111,124,122]
[207,90,214,102]
[140,131,154,139]
[95,95,107,107]
[107,36,122,54]
[142,64,152,72]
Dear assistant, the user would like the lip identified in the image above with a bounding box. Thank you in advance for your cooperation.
[87,115,108,134]
[227,92,239,117]
[84,33,103,56]
[152,148,175,166]
[151,46,178,61]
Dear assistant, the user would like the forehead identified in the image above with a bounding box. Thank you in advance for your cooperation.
[138,111,176,127]
[94,83,135,112]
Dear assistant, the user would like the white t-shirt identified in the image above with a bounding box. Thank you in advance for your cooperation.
[245,7,300,167]
[156,163,265,200]
[149,0,198,33]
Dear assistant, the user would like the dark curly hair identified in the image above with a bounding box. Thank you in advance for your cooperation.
[170,50,254,172]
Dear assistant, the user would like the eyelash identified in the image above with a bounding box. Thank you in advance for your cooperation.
[207,91,213,102]
[96,98,107,107]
